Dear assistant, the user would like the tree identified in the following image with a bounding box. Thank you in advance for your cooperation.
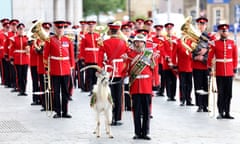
[83,0,126,23]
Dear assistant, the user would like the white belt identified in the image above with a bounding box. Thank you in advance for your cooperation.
[50,56,69,60]
[216,58,232,63]
[85,47,99,51]
[14,50,26,53]
[112,58,123,63]
[136,74,150,79]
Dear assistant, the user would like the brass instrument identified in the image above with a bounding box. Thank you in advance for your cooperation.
[208,58,217,117]
[27,20,50,51]
[28,20,53,116]
[64,29,75,41]
[95,25,109,46]
[180,16,212,52]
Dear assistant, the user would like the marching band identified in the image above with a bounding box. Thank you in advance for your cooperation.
[0,16,238,140]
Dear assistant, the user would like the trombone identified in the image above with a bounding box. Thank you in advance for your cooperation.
[208,58,217,117]
[44,57,54,117]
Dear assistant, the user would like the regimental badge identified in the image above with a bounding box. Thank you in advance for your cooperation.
[62,41,69,47]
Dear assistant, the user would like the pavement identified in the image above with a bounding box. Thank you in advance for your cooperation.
[0,73,240,144]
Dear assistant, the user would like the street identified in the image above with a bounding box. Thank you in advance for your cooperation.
[0,74,240,144]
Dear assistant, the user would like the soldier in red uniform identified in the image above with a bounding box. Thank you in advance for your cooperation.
[192,17,215,112]
[29,20,41,105]
[0,18,10,85]
[79,20,100,94]
[4,19,19,89]
[163,23,178,101]
[43,20,75,118]
[208,23,238,119]
[98,23,129,125]
[124,34,154,140]
[135,18,145,31]
[10,23,30,96]
[152,25,166,96]
[77,20,88,91]
[35,22,52,111]
[172,39,194,106]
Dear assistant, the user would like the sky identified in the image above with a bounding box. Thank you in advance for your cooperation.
[0,0,12,19]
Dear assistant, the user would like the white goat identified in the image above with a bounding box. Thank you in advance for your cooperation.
[81,65,113,138]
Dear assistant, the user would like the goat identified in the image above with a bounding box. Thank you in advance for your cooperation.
[80,65,114,138]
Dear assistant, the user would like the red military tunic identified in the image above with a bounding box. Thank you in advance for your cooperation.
[162,35,178,70]
[208,39,238,76]
[173,40,192,72]
[35,39,45,74]
[10,35,29,65]
[98,36,129,77]
[152,36,165,64]
[0,32,7,59]
[79,32,100,63]
[4,32,17,60]
[43,35,75,76]
[126,49,153,95]
[77,31,85,60]
[30,44,38,66]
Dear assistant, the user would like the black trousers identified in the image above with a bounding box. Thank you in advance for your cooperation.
[110,77,123,121]
[85,63,97,92]
[132,94,151,136]
[51,75,70,115]
[179,72,193,104]
[216,76,233,114]
[2,58,10,87]
[10,63,17,89]
[158,64,165,94]
[124,83,131,110]
[15,64,28,94]
[193,69,208,107]
[39,74,45,107]
[77,60,85,90]
[165,70,177,99]
[30,66,39,102]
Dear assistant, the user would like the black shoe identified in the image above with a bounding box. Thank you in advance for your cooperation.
[17,93,27,96]
[216,114,224,119]
[224,114,234,119]
[11,89,18,92]
[156,92,164,97]
[203,107,210,112]
[62,113,72,118]
[133,135,142,140]
[68,97,73,101]
[197,107,202,112]
[111,121,122,126]
[186,103,194,106]
[167,98,176,101]
[150,115,153,119]
[31,102,38,106]
[180,103,185,106]
[142,135,151,140]
[40,108,46,112]
[53,114,61,118]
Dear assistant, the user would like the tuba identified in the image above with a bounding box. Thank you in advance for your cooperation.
[27,20,50,51]
[180,16,211,52]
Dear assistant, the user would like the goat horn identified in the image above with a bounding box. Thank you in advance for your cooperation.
[80,65,102,72]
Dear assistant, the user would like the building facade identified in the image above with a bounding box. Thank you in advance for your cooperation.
[1,0,83,29]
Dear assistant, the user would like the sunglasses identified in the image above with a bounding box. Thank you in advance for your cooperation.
[220,30,229,33]
[57,26,64,29]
